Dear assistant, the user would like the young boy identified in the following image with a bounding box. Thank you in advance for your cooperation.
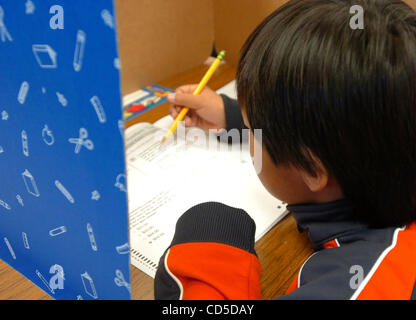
[154,0,416,299]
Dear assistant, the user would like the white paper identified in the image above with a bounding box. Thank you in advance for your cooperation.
[125,81,287,277]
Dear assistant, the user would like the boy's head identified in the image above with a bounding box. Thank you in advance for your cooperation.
[237,0,416,228]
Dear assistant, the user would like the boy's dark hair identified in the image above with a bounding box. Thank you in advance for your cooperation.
[237,0,416,228]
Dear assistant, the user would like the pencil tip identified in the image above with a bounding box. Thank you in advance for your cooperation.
[159,137,167,150]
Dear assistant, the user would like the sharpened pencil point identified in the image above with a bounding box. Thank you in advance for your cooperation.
[159,137,168,150]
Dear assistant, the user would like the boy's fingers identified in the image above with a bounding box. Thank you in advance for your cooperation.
[176,84,199,94]
[184,116,195,127]
[167,92,203,110]
[168,104,179,118]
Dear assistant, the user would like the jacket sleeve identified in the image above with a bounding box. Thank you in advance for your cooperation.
[221,94,246,132]
[154,202,261,300]
[278,246,366,300]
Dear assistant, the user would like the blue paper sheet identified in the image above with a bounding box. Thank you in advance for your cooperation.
[0,0,130,299]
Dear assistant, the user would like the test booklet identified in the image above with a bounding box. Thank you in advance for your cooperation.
[125,82,288,277]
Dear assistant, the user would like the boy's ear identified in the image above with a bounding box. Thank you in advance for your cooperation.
[299,151,329,193]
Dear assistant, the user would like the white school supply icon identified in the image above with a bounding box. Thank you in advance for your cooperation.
[0,199,11,210]
[73,30,86,72]
[25,0,35,15]
[21,130,29,157]
[32,44,57,69]
[22,232,30,249]
[114,174,126,192]
[55,180,75,204]
[114,269,130,293]
[0,6,12,43]
[56,92,67,107]
[90,96,106,123]
[86,223,97,251]
[49,226,67,237]
[68,128,94,154]
[115,242,129,255]
[81,271,98,299]
[4,237,16,259]
[18,81,29,104]
[1,110,8,120]
[36,269,55,294]
[22,169,40,197]
[101,10,114,29]
[114,57,120,70]
[91,190,100,200]
[16,194,24,207]
[42,124,55,146]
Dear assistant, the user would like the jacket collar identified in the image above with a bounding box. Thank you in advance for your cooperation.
[287,198,368,249]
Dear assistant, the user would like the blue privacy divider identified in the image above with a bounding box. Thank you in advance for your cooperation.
[0,0,131,299]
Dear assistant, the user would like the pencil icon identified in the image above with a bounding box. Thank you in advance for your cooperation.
[160,50,226,146]
[55,180,74,204]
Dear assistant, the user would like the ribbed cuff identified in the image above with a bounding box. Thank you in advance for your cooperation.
[170,202,257,255]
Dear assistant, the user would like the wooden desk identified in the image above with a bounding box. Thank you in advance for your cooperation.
[0,62,313,300]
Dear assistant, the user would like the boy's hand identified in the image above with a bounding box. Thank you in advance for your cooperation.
[167,84,226,131]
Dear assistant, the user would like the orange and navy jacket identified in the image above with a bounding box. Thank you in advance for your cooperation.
[153,96,416,300]
[154,200,416,300]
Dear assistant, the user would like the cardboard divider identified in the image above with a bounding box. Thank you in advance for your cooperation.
[213,0,289,67]
[115,0,288,96]
[115,0,215,96]
[116,0,416,96]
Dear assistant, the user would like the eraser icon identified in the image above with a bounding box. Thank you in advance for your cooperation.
[18,81,29,104]
[32,44,57,69]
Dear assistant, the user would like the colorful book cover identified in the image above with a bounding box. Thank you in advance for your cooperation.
[123,84,174,122]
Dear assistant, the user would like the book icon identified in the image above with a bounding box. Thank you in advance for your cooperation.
[81,271,98,299]
[32,44,57,69]
[22,169,40,197]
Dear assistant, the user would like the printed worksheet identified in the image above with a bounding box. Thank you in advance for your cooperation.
[125,111,288,277]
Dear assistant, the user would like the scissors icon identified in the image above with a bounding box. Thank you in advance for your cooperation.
[69,128,94,154]
[114,269,131,292]
[0,6,12,43]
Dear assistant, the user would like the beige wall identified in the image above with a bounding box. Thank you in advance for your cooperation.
[115,0,416,96]
[213,0,288,67]
[114,0,287,96]
[115,0,215,96]
[405,0,416,10]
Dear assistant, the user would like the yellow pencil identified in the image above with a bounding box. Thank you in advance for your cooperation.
[160,50,226,145]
